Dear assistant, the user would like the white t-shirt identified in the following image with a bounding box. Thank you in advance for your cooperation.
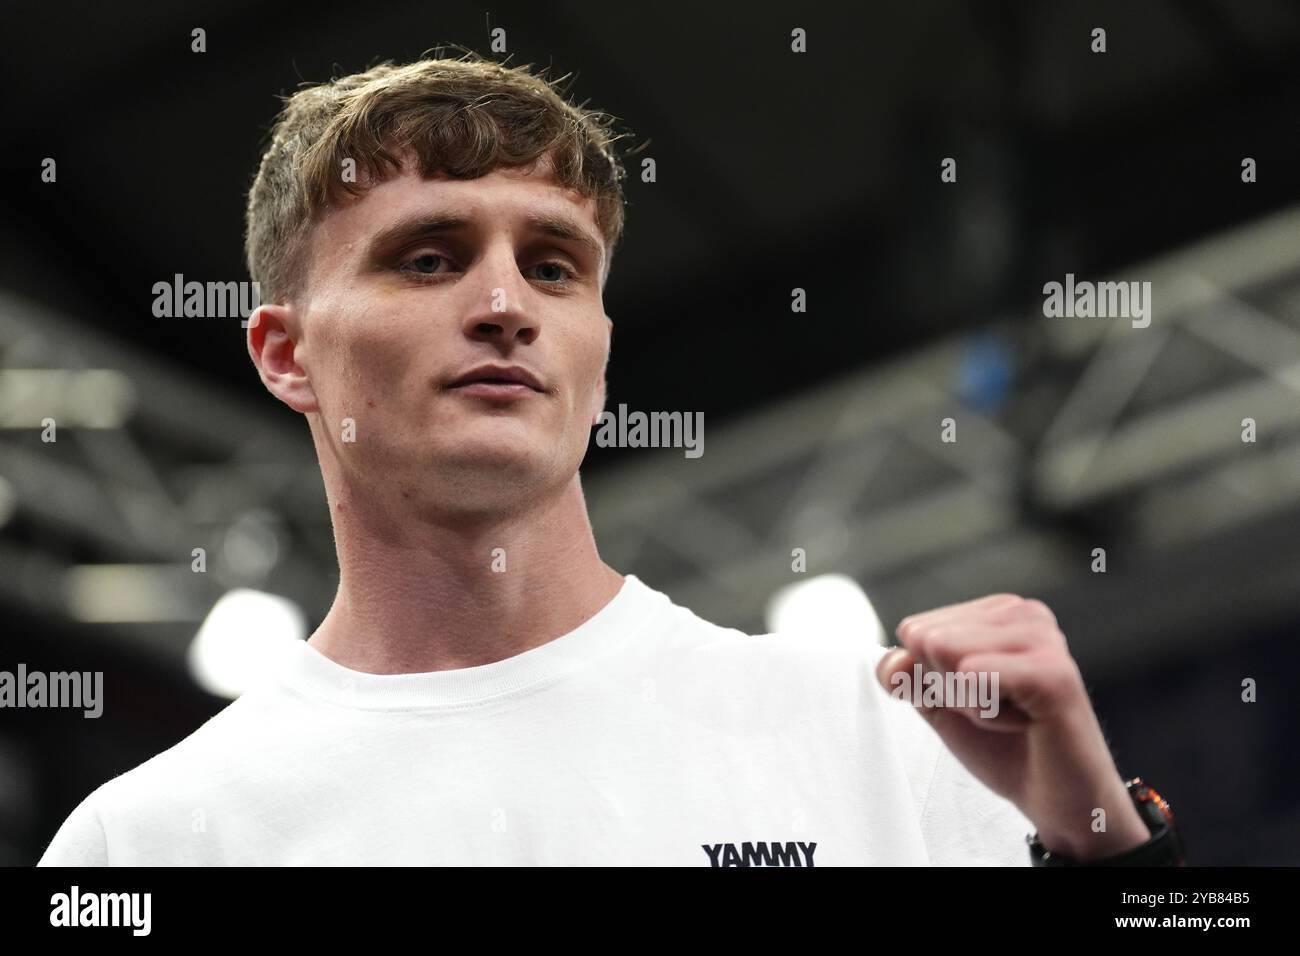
[38,574,1035,866]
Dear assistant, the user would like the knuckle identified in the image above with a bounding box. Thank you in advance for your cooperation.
[1041,660,1082,698]
[922,630,951,658]
[1023,598,1057,624]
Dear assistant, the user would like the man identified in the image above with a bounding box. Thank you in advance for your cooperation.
[39,54,1180,866]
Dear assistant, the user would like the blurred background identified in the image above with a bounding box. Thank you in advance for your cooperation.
[2,0,1299,865]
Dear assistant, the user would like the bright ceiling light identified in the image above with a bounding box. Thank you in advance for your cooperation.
[764,573,886,645]
[188,589,306,699]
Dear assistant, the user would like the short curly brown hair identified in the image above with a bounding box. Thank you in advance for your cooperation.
[244,51,633,304]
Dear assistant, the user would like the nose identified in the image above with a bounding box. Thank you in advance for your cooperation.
[458,242,539,347]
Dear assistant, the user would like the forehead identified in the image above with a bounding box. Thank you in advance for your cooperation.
[307,161,602,276]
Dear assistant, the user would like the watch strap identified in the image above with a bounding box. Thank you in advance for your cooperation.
[1027,777,1186,866]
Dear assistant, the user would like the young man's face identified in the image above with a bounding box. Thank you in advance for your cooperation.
[253,158,612,518]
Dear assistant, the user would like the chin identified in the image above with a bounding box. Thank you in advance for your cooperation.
[431,441,543,478]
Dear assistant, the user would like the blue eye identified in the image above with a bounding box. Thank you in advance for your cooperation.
[403,253,446,275]
[398,253,575,285]
[533,261,575,283]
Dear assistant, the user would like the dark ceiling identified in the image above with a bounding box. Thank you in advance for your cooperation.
[4,0,1300,451]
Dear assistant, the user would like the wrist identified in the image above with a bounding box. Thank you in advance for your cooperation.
[1027,777,1186,867]
[1035,796,1150,860]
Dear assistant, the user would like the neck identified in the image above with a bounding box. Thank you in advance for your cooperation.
[309,474,624,675]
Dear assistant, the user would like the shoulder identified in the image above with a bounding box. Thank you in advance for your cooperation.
[636,582,902,727]
[36,682,285,866]
[638,576,891,666]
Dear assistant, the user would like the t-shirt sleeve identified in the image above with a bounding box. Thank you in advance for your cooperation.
[864,641,1035,866]
[37,790,110,867]
[917,733,1037,866]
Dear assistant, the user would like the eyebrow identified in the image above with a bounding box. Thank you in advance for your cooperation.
[365,209,605,271]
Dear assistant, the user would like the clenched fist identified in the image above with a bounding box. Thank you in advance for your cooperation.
[876,593,1150,861]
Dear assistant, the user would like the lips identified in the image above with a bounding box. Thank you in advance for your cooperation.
[447,363,545,392]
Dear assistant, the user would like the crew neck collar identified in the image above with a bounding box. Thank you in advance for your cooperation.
[269,574,664,710]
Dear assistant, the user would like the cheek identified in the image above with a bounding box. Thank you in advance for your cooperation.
[563,338,602,407]
[579,325,608,382]
[308,305,418,410]
[569,332,608,421]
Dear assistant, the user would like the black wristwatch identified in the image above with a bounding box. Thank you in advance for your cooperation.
[1027,777,1186,866]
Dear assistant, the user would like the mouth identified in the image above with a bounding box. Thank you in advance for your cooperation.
[447,381,538,401]
[445,363,545,401]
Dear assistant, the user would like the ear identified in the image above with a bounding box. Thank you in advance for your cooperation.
[247,304,319,414]
[592,314,613,426]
